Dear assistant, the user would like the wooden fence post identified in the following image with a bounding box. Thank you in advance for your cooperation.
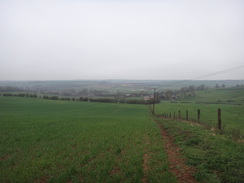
[186,110,188,121]
[169,112,171,118]
[218,108,221,130]
[197,109,200,123]
[179,110,181,120]
[174,112,175,119]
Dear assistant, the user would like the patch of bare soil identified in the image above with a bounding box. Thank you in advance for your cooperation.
[34,177,48,183]
[155,120,198,183]
[110,166,121,176]
[0,154,11,161]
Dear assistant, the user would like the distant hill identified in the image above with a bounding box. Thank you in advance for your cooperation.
[0,79,243,90]
[190,87,244,105]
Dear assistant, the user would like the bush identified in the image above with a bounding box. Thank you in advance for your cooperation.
[61,97,70,101]
[29,94,37,98]
[3,93,13,96]
[43,95,49,99]
[18,93,26,97]
[50,96,59,100]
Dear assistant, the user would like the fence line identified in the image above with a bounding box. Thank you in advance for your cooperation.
[155,108,243,141]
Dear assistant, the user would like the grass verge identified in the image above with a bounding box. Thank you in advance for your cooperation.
[156,118,244,183]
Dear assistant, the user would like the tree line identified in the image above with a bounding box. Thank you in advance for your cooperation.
[158,85,208,100]
[2,93,38,98]
[1,93,157,105]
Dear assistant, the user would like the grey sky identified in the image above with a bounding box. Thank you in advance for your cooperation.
[0,0,244,80]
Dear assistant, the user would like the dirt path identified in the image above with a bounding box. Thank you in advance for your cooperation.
[155,119,198,183]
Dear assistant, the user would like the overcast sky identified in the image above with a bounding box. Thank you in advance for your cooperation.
[0,0,244,80]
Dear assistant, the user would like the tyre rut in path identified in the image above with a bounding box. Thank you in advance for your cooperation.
[155,119,198,183]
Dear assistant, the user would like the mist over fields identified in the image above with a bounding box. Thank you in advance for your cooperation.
[0,0,244,81]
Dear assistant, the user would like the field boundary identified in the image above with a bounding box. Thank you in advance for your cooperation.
[155,107,243,141]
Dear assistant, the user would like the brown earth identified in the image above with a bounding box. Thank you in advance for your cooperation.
[155,119,198,183]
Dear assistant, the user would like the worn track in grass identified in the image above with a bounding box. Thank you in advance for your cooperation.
[155,119,198,183]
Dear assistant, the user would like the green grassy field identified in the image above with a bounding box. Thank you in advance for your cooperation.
[155,87,244,139]
[156,117,244,183]
[190,88,244,105]
[155,102,244,138]
[0,97,175,183]
[1,95,244,183]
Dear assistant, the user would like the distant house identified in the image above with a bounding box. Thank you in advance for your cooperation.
[143,96,150,101]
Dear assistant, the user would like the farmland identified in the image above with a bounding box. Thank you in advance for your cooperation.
[155,102,244,138]
[1,83,244,183]
[0,97,175,183]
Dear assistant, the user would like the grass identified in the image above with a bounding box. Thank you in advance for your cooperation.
[155,101,244,139]
[0,97,174,182]
[1,90,243,182]
[192,88,244,105]
[156,118,244,183]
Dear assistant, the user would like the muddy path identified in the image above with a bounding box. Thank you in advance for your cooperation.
[155,119,198,183]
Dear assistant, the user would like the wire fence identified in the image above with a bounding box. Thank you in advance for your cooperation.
[155,108,244,141]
